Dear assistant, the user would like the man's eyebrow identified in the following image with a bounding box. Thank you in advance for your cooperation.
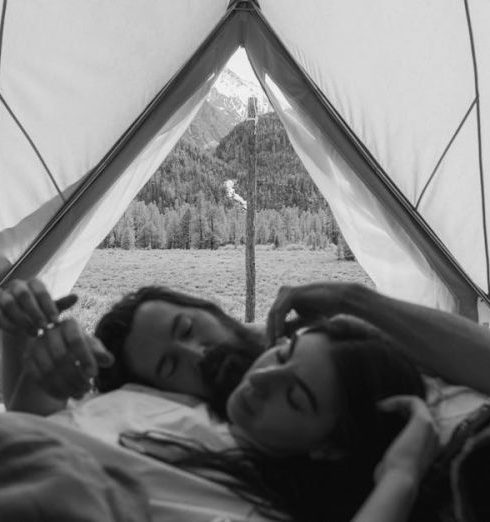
[155,352,166,376]
[170,313,181,339]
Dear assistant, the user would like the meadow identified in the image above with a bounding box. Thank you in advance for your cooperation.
[71,245,373,332]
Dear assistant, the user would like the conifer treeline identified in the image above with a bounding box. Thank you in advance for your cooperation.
[101,197,340,250]
[102,113,352,254]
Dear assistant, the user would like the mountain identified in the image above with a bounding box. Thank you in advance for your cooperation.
[216,113,328,212]
[138,113,327,214]
[183,68,271,149]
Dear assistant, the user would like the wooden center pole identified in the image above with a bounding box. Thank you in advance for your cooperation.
[245,97,257,323]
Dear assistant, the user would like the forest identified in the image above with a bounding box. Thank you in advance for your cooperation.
[101,113,353,257]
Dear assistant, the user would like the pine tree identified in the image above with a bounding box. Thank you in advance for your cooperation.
[121,225,135,250]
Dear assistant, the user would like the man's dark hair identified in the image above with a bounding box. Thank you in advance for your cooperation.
[94,286,265,418]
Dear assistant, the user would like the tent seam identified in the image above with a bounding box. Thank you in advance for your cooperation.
[0,0,7,76]
[464,0,489,294]
[0,94,66,202]
[415,98,476,210]
[248,7,490,310]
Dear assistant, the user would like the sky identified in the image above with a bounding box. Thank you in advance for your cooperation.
[226,47,260,86]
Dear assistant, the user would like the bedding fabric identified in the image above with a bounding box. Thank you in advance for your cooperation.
[0,412,151,522]
[48,384,267,522]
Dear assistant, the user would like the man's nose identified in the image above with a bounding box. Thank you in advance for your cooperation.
[177,341,208,358]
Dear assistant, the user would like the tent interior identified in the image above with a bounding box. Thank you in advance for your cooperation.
[1,0,490,322]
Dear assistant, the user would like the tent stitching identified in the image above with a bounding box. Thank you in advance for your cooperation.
[0,94,66,202]
[463,0,489,293]
[415,98,476,210]
[0,0,7,75]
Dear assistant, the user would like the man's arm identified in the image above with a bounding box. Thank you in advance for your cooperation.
[267,282,490,395]
[344,284,490,394]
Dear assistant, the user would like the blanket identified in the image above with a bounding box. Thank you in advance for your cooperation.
[0,412,151,522]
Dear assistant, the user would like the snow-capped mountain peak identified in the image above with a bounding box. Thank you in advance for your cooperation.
[210,68,271,120]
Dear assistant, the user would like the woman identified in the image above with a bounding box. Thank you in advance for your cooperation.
[0,278,437,521]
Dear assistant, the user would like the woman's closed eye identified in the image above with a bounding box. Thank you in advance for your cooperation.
[287,386,308,412]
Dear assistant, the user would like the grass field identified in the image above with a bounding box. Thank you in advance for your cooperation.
[71,246,373,332]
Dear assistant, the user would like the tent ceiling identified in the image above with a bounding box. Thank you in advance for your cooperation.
[1,0,489,319]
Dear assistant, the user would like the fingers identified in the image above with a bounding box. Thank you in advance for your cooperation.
[0,285,37,335]
[55,294,78,314]
[90,337,115,368]
[58,319,98,378]
[24,319,98,400]
[378,395,432,423]
[0,279,77,336]
[374,395,440,484]
[27,279,59,324]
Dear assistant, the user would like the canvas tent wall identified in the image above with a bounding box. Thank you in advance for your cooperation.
[1,0,490,321]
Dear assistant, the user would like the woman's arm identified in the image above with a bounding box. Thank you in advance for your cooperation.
[267,283,490,395]
[353,396,439,522]
[352,470,417,522]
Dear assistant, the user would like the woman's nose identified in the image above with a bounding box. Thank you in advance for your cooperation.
[248,365,292,395]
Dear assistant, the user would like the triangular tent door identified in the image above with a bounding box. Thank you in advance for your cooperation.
[1,0,489,320]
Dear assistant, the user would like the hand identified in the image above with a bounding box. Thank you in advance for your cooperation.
[374,395,440,485]
[266,282,357,345]
[0,278,77,337]
[23,318,114,400]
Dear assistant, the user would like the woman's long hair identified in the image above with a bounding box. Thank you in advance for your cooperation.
[94,286,265,419]
[154,315,426,522]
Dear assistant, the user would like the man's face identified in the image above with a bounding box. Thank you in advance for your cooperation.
[122,299,237,398]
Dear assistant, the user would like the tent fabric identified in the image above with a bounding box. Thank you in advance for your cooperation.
[256,0,490,314]
[0,0,232,294]
[1,0,489,319]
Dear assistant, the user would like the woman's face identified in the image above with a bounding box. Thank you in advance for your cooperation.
[123,300,237,398]
[227,329,341,455]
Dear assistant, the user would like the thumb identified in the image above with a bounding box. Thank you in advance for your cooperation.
[91,338,115,368]
[55,294,78,313]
